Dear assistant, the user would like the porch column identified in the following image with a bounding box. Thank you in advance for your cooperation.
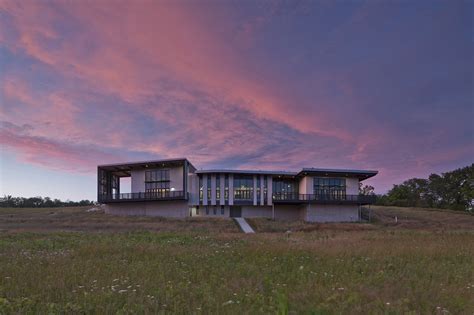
[202,174,208,205]
[211,174,216,205]
[253,175,257,206]
[267,176,273,205]
[229,174,234,205]
[219,174,225,204]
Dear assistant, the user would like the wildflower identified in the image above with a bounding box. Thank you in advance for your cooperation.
[386,302,390,305]
[337,287,345,291]
[299,265,304,270]
[113,279,119,282]
[118,290,127,294]
[222,300,234,306]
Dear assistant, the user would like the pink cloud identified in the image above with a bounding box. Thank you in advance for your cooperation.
[0,0,471,195]
[0,0,350,141]
[0,121,120,172]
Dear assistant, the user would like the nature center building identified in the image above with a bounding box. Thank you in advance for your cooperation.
[97,158,377,222]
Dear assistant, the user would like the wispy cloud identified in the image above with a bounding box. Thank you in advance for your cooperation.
[0,0,472,193]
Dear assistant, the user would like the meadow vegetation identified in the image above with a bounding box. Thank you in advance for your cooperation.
[0,206,473,314]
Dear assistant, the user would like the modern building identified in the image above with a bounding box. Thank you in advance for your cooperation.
[97,158,377,222]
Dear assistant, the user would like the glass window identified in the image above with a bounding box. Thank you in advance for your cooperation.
[272,179,298,200]
[206,206,209,215]
[233,175,253,200]
[213,206,217,215]
[220,205,224,215]
[313,177,346,200]
[145,169,170,194]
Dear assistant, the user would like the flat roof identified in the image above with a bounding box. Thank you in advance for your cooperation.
[298,168,378,180]
[98,158,196,173]
[97,158,377,180]
[195,169,298,176]
[197,168,377,180]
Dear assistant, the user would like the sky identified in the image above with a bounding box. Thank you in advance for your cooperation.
[0,0,473,201]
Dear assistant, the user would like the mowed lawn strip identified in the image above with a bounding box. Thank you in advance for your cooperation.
[0,206,473,314]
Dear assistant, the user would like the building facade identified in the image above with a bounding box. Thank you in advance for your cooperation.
[98,158,377,222]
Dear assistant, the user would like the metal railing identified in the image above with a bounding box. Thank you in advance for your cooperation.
[272,193,376,204]
[99,191,186,203]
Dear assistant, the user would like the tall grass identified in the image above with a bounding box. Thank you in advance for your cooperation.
[0,230,473,314]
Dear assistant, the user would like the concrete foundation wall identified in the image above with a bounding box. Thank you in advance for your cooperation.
[305,204,360,222]
[241,206,272,218]
[274,204,305,220]
[191,205,229,217]
[104,200,189,218]
[240,205,303,220]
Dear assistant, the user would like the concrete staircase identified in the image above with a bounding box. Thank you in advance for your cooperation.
[233,217,255,234]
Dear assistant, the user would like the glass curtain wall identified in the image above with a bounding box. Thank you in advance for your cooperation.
[233,175,253,200]
[313,178,346,200]
[272,179,298,200]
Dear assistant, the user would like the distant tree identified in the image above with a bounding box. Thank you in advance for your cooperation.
[378,164,473,211]
[0,195,95,208]
[359,183,375,196]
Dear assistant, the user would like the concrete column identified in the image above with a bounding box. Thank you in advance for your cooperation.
[229,174,234,205]
[253,175,257,206]
[211,174,216,206]
[267,176,273,205]
[202,174,208,205]
[219,174,225,204]
[260,175,264,206]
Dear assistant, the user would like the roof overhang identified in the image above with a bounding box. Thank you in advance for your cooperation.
[297,168,378,180]
[98,158,196,177]
[195,169,297,178]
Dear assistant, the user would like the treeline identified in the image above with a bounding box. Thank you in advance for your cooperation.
[0,195,95,208]
[376,164,473,211]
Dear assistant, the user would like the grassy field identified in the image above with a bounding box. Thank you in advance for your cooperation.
[0,206,473,314]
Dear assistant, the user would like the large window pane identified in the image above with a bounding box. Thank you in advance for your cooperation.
[313,177,346,200]
[233,175,253,200]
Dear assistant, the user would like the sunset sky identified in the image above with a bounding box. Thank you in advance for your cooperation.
[0,0,472,201]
